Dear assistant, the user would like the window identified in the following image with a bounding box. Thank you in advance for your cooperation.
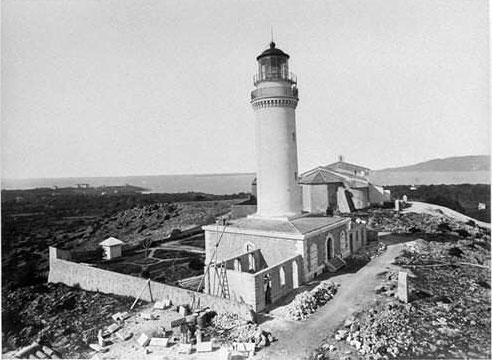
[309,243,318,272]
[234,258,241,271]
[248,253,255,273]
[279,267,286,287]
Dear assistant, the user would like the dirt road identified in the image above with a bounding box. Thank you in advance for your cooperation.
[254,241,407,360]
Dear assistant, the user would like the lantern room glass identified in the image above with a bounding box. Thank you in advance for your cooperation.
[258,55,289,82]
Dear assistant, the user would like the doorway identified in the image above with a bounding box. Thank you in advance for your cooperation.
[326,236,334,261]
[263,274,272,305]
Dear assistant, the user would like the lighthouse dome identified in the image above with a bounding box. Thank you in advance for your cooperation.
[256,42,290,60]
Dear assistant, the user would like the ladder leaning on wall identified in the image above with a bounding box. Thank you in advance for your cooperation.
[196,221,231,299]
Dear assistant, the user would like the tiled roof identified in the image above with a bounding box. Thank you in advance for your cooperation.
[298,167,346,184]
[299,167,369,188]
[99,237,124,247]
[324,161,371,173]
[227,214,349,236]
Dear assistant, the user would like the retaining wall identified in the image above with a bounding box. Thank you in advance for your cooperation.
[48,247,255,322]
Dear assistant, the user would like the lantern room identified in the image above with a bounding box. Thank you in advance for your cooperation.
[254,42,297,84]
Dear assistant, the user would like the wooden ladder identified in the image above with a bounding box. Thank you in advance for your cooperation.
[219,262,230,299]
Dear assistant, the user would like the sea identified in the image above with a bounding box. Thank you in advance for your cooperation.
[1,173,256,195]
[1,170,489,195]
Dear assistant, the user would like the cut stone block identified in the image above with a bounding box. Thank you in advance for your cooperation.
[245,342,256,353]
[137,333,150,347]
[35,350,48,359]
[97,330,109,347]
[153,301,165,310]
[196,341,213,352]
[216,347,232,360]
[170,317,186,328]
[178,306,188,317]
[397,271,409,303]
[116,331,133,341]
[112,311,130,321]
[149,338,169,347]
[106,323,121,335]
[41,346,54,356]
[89,344,109,353]
[141,312,156,320]
[176,344,192,354]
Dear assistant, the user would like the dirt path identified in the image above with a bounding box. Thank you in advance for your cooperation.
[404,201,490,229]
[254,242,407,360]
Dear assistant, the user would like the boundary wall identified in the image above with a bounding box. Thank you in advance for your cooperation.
[48,247,255,321]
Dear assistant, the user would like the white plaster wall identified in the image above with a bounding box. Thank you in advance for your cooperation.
[253,82,301,218]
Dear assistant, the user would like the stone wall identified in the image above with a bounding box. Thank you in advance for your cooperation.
[48,247,255,321]
[305,225,346,280]
[204,230,304,270]
[253,255,302,311]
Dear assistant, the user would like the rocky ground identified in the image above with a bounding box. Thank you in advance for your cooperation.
[1,283,141,358]
[311,207,491,360]
[1,193,244,358]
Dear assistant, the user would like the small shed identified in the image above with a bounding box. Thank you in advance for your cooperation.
[99,237,124,260]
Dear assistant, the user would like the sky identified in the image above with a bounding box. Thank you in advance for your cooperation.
[2,0,489,179]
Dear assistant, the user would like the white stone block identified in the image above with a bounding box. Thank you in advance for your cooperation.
[153,301,165,310]
[89,344,108,353]
[177,344,192,354]
[137,333,150,347]
[149,338,169,347]
[216,347,232,360]
[196,341,213,352]
[141,312,155,320]
[106,323,121,335]
[116,331,133,341]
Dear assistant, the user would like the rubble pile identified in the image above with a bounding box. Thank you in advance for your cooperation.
[313,228,491,360]
[211,312,245,330]
[285,281,339,320]
[2,283,136,358]
[207,312,274,351]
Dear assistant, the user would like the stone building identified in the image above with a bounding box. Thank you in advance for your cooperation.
[99,237,124,260]
[203,43,367,312]
[300,158,391,214]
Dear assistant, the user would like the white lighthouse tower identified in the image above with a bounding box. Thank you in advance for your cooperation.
[251,42,302,218]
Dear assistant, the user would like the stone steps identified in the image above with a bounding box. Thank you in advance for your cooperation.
[326,256,346,272]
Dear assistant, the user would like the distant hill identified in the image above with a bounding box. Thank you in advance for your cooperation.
[377,155,490,172]
[371,155,490,185]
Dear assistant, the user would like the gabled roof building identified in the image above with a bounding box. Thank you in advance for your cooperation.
[299,159,390,214]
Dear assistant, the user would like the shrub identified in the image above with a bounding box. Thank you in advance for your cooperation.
[188,258,204,271]
[437,222,451,232]
[456,229,470,238]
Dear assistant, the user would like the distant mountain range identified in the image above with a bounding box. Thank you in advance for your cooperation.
[377,155,490,172]
[371,155,490,185]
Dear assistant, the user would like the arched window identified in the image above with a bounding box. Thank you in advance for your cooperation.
[234,258,241,271]
[309,243,318,272]
[248,253,255,273]
[279,266,286,287]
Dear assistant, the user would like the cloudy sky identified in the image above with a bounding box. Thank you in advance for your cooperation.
[2,0,489,179]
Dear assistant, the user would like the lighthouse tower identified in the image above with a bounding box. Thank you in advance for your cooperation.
[251,42,302,218]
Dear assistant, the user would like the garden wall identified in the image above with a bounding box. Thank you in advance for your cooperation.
[48,247,255,321]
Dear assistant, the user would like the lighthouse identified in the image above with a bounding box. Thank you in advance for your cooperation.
[251,42,302,218]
